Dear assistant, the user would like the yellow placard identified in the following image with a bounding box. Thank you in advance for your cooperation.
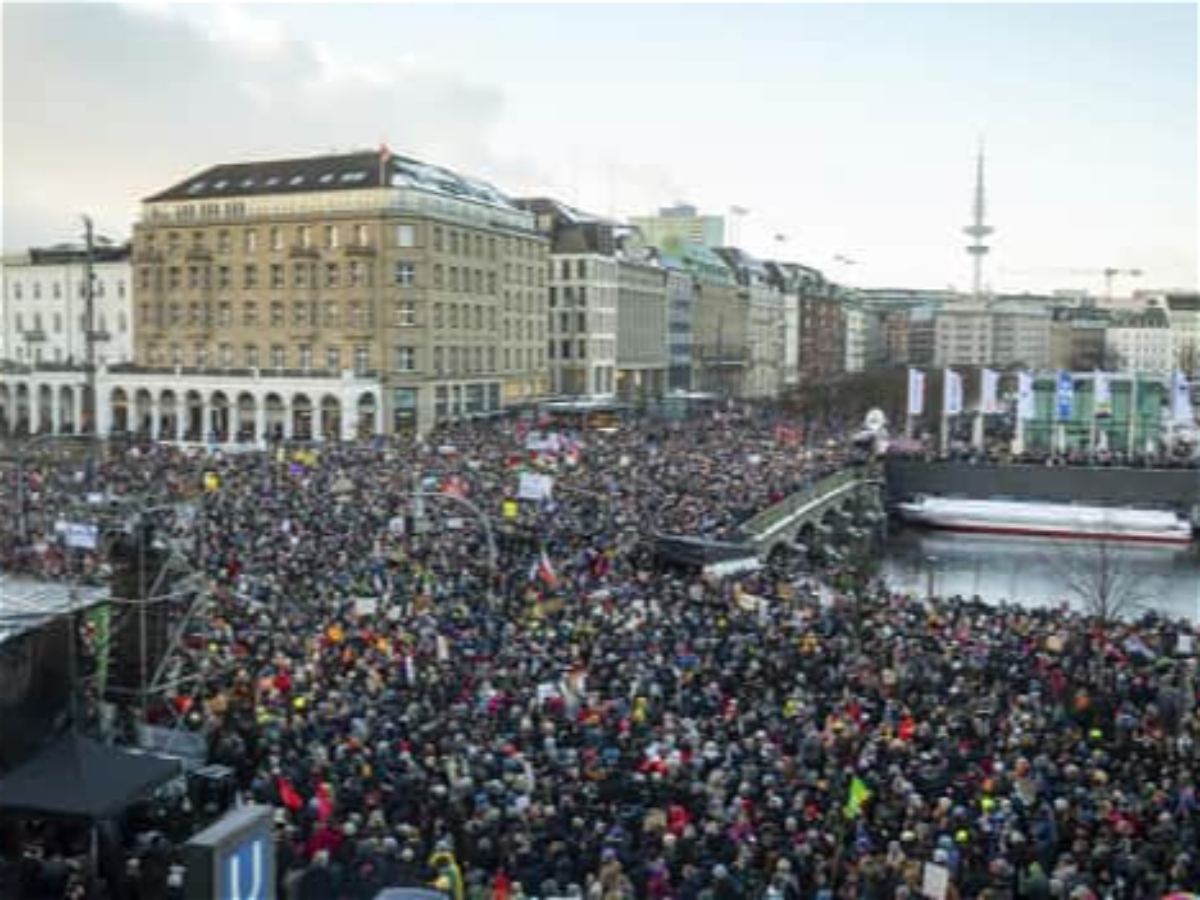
[502,499,519,520]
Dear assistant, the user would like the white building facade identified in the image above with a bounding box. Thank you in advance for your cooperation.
[1,246,134,367]
[0,364,382,443]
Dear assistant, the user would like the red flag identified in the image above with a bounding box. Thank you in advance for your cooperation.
[277,777,303,812]
[493,871,511,900]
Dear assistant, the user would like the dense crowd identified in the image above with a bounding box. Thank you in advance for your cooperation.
[2,409,1199,900]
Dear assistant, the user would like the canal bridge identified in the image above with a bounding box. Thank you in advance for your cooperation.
[737,466,883,558]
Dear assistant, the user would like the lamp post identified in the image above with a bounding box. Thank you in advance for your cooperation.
[924,554,939,600]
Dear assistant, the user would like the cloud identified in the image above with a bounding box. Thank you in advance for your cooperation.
[1,3,544,246]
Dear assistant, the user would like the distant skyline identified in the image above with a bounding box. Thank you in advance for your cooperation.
[2,2,1196,295]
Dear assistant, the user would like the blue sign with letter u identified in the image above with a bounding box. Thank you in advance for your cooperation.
[226,837,267,900]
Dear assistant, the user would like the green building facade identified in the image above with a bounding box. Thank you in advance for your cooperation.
[1022,372,1171,453]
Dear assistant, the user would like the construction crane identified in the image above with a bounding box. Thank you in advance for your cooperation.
[997,266,1144,301]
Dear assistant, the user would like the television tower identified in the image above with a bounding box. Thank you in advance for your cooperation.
[963,139,993,300]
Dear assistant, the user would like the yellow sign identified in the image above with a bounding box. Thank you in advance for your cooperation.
[203,472,221,493]
[502,499,519,520]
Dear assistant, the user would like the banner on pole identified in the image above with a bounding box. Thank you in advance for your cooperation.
[943,369,963,416]
[1172,371,1194,424]
[1016,371,1036,420]
[1055,371,1074,420]
[907,369,925,417]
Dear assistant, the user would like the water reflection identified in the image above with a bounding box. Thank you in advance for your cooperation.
[881,524,1200,621]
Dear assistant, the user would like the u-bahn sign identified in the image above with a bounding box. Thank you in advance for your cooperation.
[184,805,274,900]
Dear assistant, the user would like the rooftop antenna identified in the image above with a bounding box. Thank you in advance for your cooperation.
[963,136,993,301]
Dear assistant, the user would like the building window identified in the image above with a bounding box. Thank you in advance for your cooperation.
[355,224,369,247]
[449,346,460,373]
[243,303,258,326]
[292,301,310,327]
[244,265,258,289]
[270,302,285,327]
[293,263,309,288]
[246,345,259,368]
[349,261,363,287]
[487,272,497,295]
[449,305,459,329]
[325,263,339,288]
[395,346,416,372]
[170,345,183,367]
[117,280,126,299]
[450,231,460,254]
[450,268,459,292]
[299,226,312,248]
[394,262,416,286]
[434,304,444,328]
[433,265,444,289]
[245,229,258,253]
[217,231,231,253]
[217,266,231,290]
[433,227,443,252]
[325,225,339,249]
[396,299,417,327]
[326,347,341,372]
[271,345,286,369]
[433,346,444,373]
[396,224,416,248]
[270,228,282,251]
[194,345,208,368]
[270,264,284,289]
[324,301,339,328]
[353,346,370,374]
[217,303,232,327]
[219,343,234,368]
[298,345,313,371]
[188,267,200,290]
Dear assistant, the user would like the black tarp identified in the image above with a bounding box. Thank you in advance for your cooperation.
[0,733,179,820]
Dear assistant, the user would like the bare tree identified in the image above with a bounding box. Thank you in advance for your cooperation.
[1046,537,1160,624]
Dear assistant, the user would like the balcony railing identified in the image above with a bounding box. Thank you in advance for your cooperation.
[342,243,376,257]
[289,246,320,260]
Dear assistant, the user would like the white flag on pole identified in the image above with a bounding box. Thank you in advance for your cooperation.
[907,368,925,417]
[980,368,1000,414]
[1016,371,1036,420]
[943,369,963,416]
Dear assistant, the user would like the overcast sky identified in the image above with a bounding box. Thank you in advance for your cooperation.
[2,2,1196,294]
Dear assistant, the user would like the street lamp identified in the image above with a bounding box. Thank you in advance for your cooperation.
[924,554,939,599]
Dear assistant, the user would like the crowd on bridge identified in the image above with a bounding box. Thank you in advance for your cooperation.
[2,408,1199,900]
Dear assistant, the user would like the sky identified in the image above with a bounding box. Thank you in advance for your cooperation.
[1,1,1196,295]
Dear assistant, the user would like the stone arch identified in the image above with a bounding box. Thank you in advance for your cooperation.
[59,385,77,434]
[263,393,286,441]
[158,390,179,441]
[37,384,55,433]
[210,391,232,443]
[184,390,205,441]
[0,381,11,435]
[319,394,342,442]
[133,388,154,438]
[13,383,31,435]
[291,393,313,441]
[236,392,258,442]
[356,392,377,438]
[109,386,130,435]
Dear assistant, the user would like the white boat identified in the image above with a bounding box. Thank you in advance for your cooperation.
[896,496,1195,546]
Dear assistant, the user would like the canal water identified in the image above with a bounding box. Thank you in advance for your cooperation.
[881,524,1200,622]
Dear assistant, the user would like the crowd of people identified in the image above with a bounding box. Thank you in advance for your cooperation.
[1,408,1199,899]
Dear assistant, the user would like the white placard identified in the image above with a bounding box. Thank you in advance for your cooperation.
[922,863,949,900]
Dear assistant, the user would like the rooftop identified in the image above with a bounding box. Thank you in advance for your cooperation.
[0,577,109,646]
[145,149,522,211]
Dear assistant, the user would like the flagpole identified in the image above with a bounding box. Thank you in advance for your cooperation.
[1089,374,1099,459]
[1127,372,1138,458]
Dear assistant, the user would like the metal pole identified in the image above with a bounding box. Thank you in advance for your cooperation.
[82,215,98,489]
